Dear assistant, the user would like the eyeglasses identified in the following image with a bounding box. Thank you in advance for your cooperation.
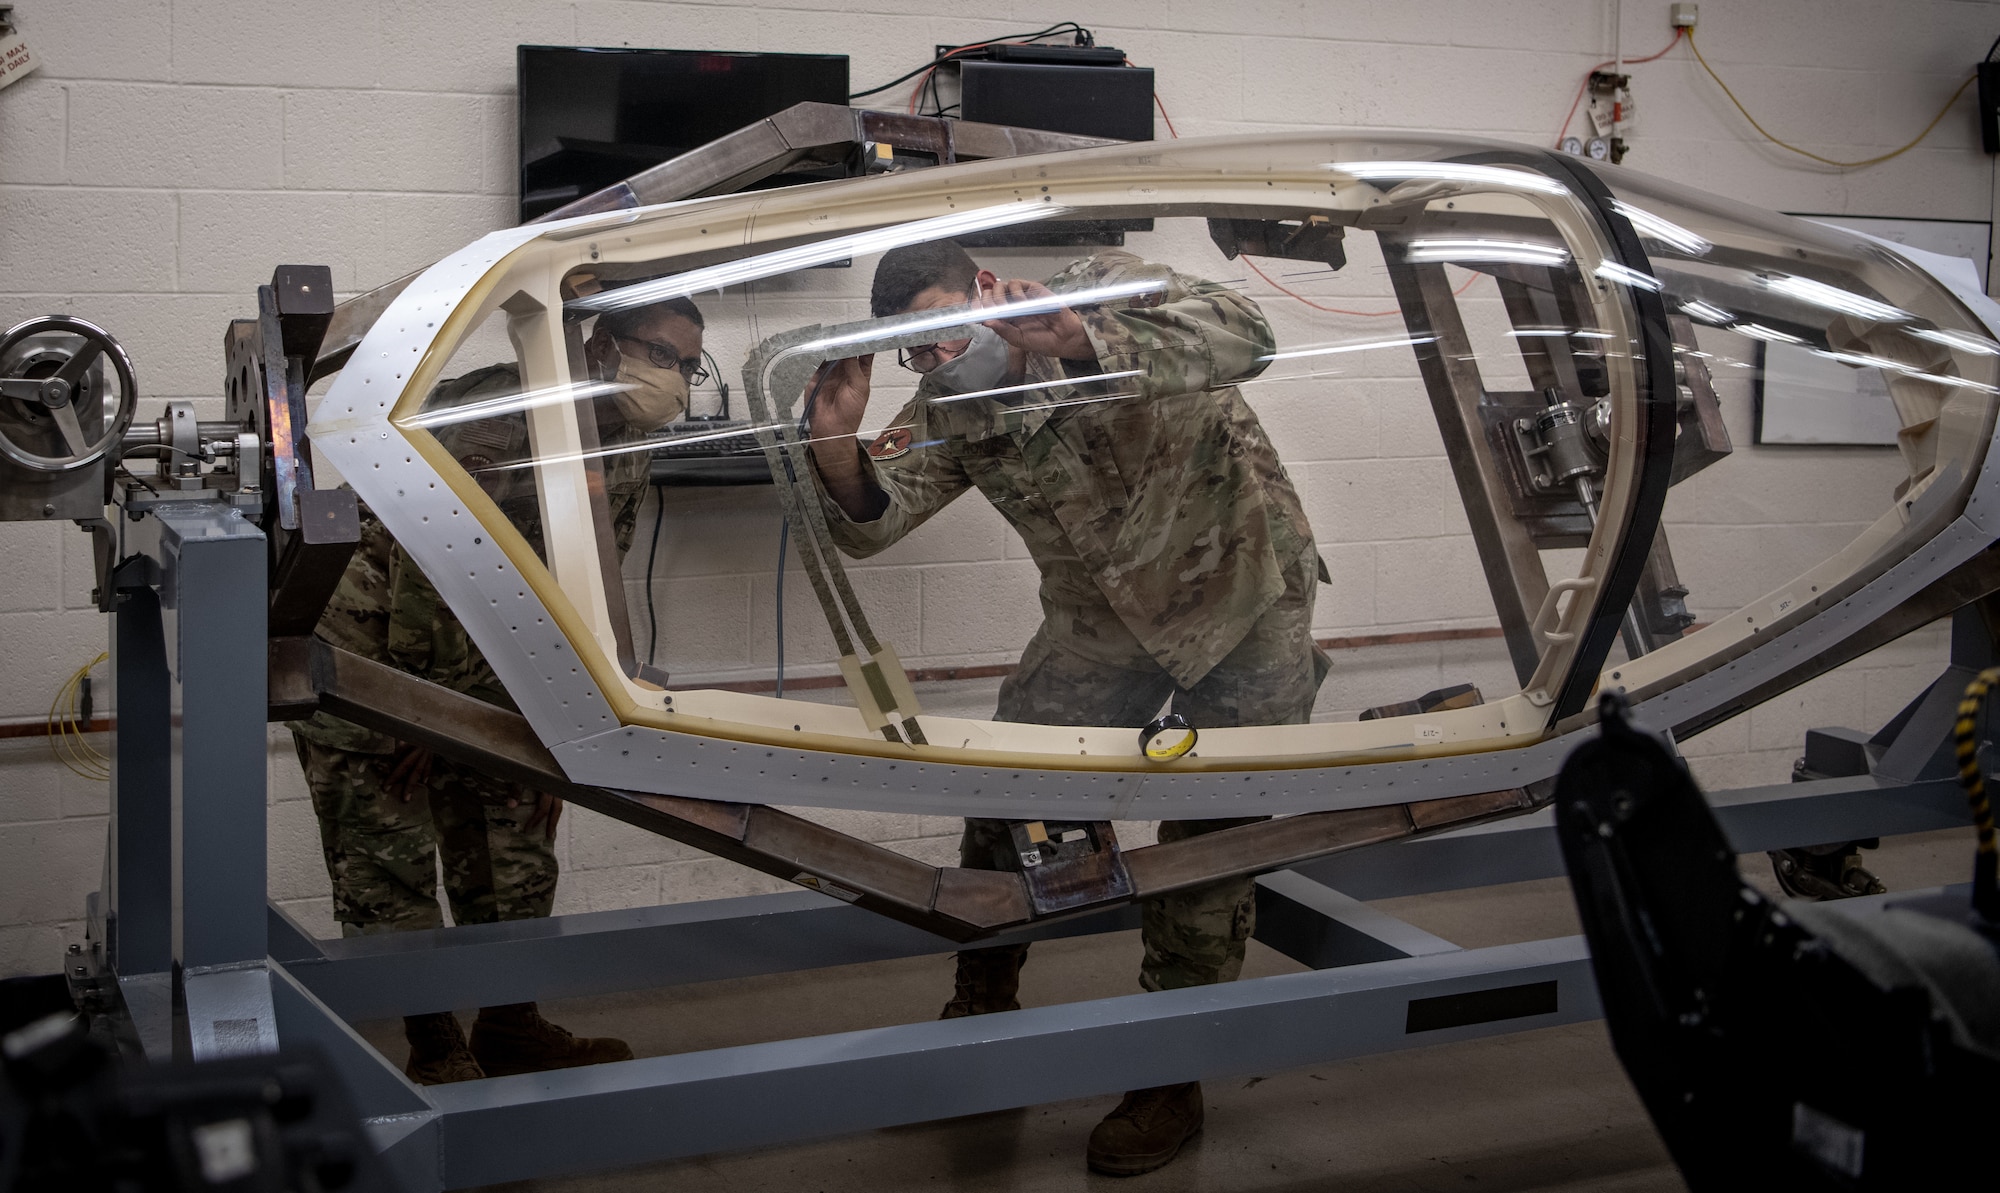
[895,344,952,374]
[616,335,710,385]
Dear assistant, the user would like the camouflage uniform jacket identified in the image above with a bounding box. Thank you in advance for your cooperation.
[296,363,654,752]
[823,251,1317,688]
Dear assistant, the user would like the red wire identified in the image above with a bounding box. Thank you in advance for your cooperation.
[1243,257,1478,317]
[907,39,1061,114]
[1555,29,1683,147]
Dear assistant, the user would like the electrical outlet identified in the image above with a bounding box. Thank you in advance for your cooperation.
[1670,3,1698,29]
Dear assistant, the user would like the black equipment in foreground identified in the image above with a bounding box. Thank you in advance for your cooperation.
[1552,693,1999,1190]
[0,975,399,1193]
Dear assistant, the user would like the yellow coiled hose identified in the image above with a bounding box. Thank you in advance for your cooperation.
[1950,667,2000,920]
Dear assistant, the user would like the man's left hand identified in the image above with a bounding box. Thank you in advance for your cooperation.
[512,791,565,841]
[978,277,1095,361]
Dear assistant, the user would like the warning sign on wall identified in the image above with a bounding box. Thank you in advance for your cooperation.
[0,30,39,93]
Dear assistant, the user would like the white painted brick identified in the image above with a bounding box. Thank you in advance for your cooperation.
[1310,540,1376,633]
[560,863,663,913]
[565,807,704,869]
[1253,386,1381,462]
[1372,379,1449,459]
[68,83,283,190]
[754,9,939,94]
[650,574,751,671]
[1374,535,1495,626]
[747,563,921,671]
[364,191,515,287]
[0,293,247,406]
[1748,666,1867,753]
[1293,458,1449,546]
[1316,639,1443,716]
[0,744,64,824]
[273,896,338,942]
[177,190,369,295]
[267,796,330,902]
[1449,0,1605,54]
[0,818,103,924]
[785,804,934,844]
[1663,448,1905,527]
[19,0,173,83]
[919,560,1044,658]
[265,731,314,805]
[169,1,381,89]
[57,762,109,819]
[0,187,179,292]
[0,610,110,722]
[283,91,487,193]
[1675,710,1750,758]
[0,522,61,612]
[660,856,793,904]
[1671,522,1866,621]
[0,921,75,979]
[1683,748,1798,793]
[377,1,579,94]
[627,488,783,579]
[478,95,517,197]
[879,834,957,867]
[0,79,66,184]
[60,522,100,612]
[573,1,764,53]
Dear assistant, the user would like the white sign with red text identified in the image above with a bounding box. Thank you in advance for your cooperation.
[0,31,38,92]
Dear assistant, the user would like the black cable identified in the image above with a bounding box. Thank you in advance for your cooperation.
[1987,33,2000,62]
[644,486,666,666]
[847,22,1091,99]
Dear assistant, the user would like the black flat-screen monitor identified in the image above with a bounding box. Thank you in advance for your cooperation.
[517,46,850,222]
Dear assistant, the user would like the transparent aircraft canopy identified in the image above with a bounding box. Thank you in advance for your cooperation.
[309,132,2000,817]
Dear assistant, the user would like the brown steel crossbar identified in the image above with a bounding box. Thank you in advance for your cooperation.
[269,637,1542,942]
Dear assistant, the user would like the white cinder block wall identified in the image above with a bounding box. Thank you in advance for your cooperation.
[1,0,1993,972]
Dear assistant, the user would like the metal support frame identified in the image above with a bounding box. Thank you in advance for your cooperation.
[87,519,1979,1188]
[238,760,1965,1191]
[83,466,1978,1188]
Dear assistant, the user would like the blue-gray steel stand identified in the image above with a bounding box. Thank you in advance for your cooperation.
[96,502,274,1059]
[261,767,1968,1191]
[86,503,1981,1189]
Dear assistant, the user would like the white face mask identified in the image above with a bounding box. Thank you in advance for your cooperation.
[611,356,689,431]
[925,323,1011,397]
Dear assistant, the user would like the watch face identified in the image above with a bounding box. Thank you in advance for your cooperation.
[1586,137,1611,160]
[1560,136,1584,156]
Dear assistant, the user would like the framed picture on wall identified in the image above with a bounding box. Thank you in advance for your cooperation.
[1753,215,1991,447]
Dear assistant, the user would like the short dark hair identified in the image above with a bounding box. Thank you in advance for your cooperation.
[871,241,978,318]
[598,295,704,340]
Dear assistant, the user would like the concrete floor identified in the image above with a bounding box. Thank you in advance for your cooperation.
[354,827,1977,1193]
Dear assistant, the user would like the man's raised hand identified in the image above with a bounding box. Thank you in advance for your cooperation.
[977,277,1095,362]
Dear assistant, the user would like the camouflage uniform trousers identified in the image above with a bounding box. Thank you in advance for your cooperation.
[291,735,556,938]
[963,551,1327,992]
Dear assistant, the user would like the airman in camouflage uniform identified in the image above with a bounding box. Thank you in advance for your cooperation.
[292,297,702,1083]
[807,243,1325,1173]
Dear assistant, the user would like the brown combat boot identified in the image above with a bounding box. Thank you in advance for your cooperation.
[939,943,1030,1018]
[403,1012,485,1085]
[468,1002,635,1077]
[1087,1081,1205,1175]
